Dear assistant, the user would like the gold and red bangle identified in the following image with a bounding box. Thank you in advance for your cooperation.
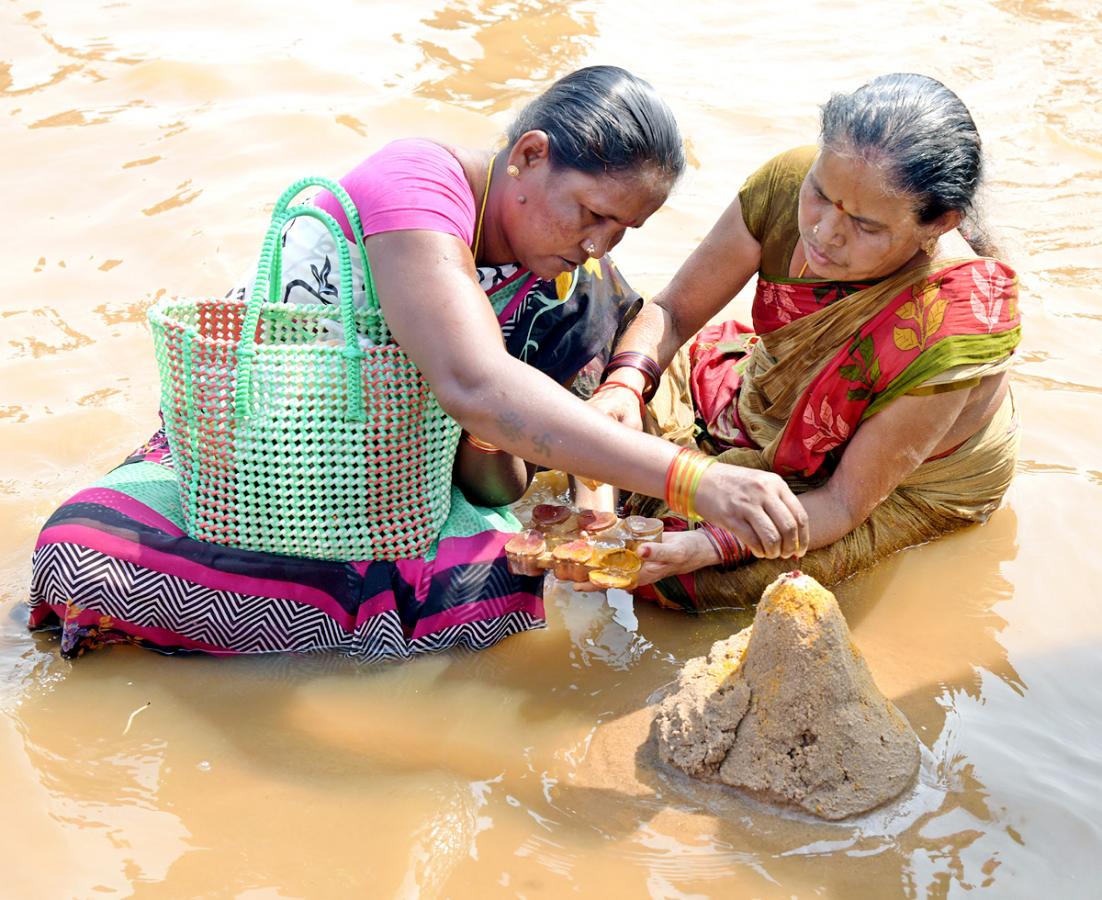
[700,522,749,569]
[592,379,646,422]
[603,351,661,402]
[664,446,716,521]
[463,433,501,454]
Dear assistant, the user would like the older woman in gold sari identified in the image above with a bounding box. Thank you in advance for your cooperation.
[590,74,1021,609]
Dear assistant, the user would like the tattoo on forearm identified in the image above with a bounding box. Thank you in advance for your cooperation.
[495,411,553,460]
[531,432,552,459]
[497,411,524,442]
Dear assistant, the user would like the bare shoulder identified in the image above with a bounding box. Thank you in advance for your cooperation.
[935,229,977,260]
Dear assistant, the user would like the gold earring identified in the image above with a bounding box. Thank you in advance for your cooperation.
[922,236,938,257]
[507,164,520,177]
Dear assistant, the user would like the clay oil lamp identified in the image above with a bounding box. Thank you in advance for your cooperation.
[529,503,576,546]
[504,530,547,577]
[622,515,663,552]
[588,547,643,591]
[551,539,596,582]
[576,509,620,546]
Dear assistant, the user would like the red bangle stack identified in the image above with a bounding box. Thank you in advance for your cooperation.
[700,522,749,569]
[602,351,661,402]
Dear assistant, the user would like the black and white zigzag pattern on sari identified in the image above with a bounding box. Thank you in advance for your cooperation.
[30,543,540,661]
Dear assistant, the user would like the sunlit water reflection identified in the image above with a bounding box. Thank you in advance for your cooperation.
[2,0,1101,895]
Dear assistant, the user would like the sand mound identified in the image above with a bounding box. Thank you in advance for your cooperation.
[656,571,919,820]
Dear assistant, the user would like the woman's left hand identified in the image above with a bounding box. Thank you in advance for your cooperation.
[634,530,719,586]
[587,380,645,431]
[571,530,718,591]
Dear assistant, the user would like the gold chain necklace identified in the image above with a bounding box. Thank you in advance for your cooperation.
[472,151,496,262]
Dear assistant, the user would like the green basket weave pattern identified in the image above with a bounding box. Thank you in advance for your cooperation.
[148,177,461,560]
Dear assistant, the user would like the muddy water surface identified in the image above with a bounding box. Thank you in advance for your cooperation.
[3,0,1102,896]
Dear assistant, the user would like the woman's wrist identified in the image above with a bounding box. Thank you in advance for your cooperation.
[602,351,661,402]
[452,354,679,499]
[695,528,725,569]
[592,379,646,421]
[599,363,648,393]
[700,522,749,569]
[664,447,716,522]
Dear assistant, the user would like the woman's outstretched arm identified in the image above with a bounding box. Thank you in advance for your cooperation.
[590,196,763,429]
[366,228,808,559]
[632,385,977,584]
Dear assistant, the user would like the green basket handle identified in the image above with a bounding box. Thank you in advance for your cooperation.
[268,176,389,345]
[234,203,367,423]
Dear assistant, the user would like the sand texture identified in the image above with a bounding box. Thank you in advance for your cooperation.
[656,572,920,820]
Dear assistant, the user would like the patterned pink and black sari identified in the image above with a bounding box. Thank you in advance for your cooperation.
[28,257,640,660]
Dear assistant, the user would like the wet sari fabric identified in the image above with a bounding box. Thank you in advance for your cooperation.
[29,256,640,659]
[635,148,1022,609]
[691,258,1020,478]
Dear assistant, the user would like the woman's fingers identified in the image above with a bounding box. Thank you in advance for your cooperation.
[766,488,810,558]
[635,535,697,585]
[731,515,767,559]
[570,579,604,593]
[744,507,783,558]
[697,465,805,559]
[637,538,680,565]
[759,493,809,559]
[635,560,668,587]
[563,539,681,591]
[789,494,810,557]
[586,390,644,431]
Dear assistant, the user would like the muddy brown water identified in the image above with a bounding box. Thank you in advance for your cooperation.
[3,0,1102,896]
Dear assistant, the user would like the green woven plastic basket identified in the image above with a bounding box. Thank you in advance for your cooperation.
[149,177,461,560]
